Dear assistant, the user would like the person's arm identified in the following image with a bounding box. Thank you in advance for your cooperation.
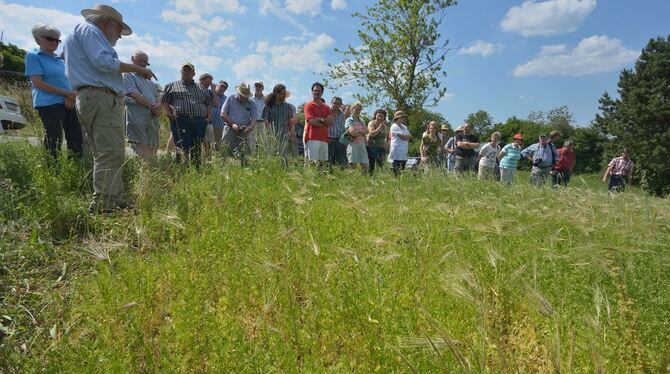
[498,145,507,160]
[161,84,176,121]
[626,165,633,186]
[206,106,212,124]
[521,145,534,161]
[28,76,75,100]
[602,164,613,182]
[420,138,427,159]
[368,121,384,136]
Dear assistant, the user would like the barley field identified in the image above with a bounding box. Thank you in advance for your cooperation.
[1,140,669,372]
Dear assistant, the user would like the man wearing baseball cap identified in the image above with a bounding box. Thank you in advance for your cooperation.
[161,63,213,166]
[63,4,155,214]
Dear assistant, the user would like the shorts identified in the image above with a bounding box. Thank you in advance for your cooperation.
[125,104,159,145]
[204,123,215,143]
[305,140,328,161]
[347,142,369,164]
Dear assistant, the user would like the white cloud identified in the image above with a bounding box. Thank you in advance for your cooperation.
[269,33,335,72]
[186,27,211,46]
[0,1,80,50]
[513,35,638,77]
[459,40,504,57]
[214,35,237,49]
[439,92,455,103]
[172,0,246,15]
[232,54,267,80]
[286,0,323,16]
[256,41,270,54]
[501,0,597,37]
[161,9,202,24]
[330,0,347,10]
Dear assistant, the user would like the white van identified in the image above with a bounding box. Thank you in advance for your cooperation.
[0,95,28,133]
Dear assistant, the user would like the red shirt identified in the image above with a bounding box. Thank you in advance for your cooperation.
[304,100,331,142]
[554,147,576,172]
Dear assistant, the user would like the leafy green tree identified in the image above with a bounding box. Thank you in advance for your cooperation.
[546,106,575,138]
[465,110,494,138]
[570,126,609,174]
[595,36,670,196]
[327,0,455,115]
[0,42,26,81]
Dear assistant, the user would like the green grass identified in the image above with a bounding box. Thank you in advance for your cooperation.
[1,141,669,372]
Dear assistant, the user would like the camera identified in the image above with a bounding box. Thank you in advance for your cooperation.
[532,159,543,167]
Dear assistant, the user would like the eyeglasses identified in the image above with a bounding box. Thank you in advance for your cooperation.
[44,36,61,43]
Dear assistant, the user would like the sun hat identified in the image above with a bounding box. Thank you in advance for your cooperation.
[236,83,253,98]
[181,62,195,71]
[81,4,132,36]
[455,125,465,132]
[513,133,523,140]
[440,124,450,131]
[550,130,561,137]
[393,110,408,121]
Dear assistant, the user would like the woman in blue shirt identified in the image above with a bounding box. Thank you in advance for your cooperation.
[24,24,82,159]
[498,133,524,185]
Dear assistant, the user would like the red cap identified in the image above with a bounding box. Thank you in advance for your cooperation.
[513,133,523,140]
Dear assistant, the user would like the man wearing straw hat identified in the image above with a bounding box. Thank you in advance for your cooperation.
[63,4,155,214]
[220,83,258,159]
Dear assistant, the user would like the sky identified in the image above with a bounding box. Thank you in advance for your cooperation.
[0,0,668,126]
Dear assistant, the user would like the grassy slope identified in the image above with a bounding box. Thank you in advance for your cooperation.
[1,142,669,372]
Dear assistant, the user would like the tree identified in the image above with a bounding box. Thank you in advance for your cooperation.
[0,42,26,81]
[327,0,455,115]
[546,106,575,139]
[595,36,670,196]
[570,126,609,174]
[465,110,494,138]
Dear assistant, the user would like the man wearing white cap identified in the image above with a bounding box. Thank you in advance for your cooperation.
[221,83,258,162]
[63,4,155,214]
[249,81,265,154]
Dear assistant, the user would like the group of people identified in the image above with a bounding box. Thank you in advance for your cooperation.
[20,4,635,214]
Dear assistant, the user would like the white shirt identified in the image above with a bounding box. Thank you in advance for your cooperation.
[252,95,265,121]
[389,122,410,161]
[478,142,500,168]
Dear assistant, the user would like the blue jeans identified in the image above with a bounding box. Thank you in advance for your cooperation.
[328,140,347,167]
[367,146,386,175]
[552,171,572,187]
[608,175,626,192]
[171,117,207,166]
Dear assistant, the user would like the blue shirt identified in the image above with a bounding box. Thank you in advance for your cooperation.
[24,49,71,108]
[221,94,257,127]
[212,94,227,127]
[63,21,124,95]
[521,142,558,168]
[499,143,522,169]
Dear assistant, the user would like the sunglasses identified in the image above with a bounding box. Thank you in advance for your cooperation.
[44,36,61,43]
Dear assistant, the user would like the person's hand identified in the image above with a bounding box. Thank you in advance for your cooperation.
[601,177,607,183]
[231,124,239,131]
[165,110,177,121]
[244,127,253,135]
[138,67,157,80]
[150,103,162,117]
[421,156,427,162]
[64,97,75,110]
[64,91,77,101]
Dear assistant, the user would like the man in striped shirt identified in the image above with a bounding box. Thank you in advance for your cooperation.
[603,148,634,192]
[327,96,346,167]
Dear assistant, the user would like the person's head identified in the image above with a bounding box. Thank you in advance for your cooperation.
[311,82,324,102]
[254,81,264,96]
[563,140,574,150]
[131,50,149,68]
[393,110,408,124]
[31,24,61,54]
[180,63,195,82]
[490,132,501,144]
[235,82,253,102]
[331,97,343,111]
[350,102,363,117]
[426,121,439,135]
[513,133,524,145]
[266,84,288,107]
[550,130,561,142]
[82,5,132,46]
[440,124,451,136]
[215,81,228,95]
[373,109,387,121]
[622,148,630,159]
[463,122,473,134]
[199,73,213,87]
[538,134,548,146]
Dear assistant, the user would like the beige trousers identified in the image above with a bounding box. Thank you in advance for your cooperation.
[76,89,126,210]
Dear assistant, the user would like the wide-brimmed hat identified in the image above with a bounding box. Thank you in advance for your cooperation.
[393,110,408,121]
[440,124,450,131]
[236,83,253,98]
[513,133,523,140]
[550,130,561,138]
[81,5,132,36]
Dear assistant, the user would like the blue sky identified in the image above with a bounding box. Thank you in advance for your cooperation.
[1,0,668,126]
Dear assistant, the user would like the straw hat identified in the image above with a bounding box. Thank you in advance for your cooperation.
[440,124,450,131]
[81,4,132,36]
[236,83,253,98]
[393,110,408,121]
